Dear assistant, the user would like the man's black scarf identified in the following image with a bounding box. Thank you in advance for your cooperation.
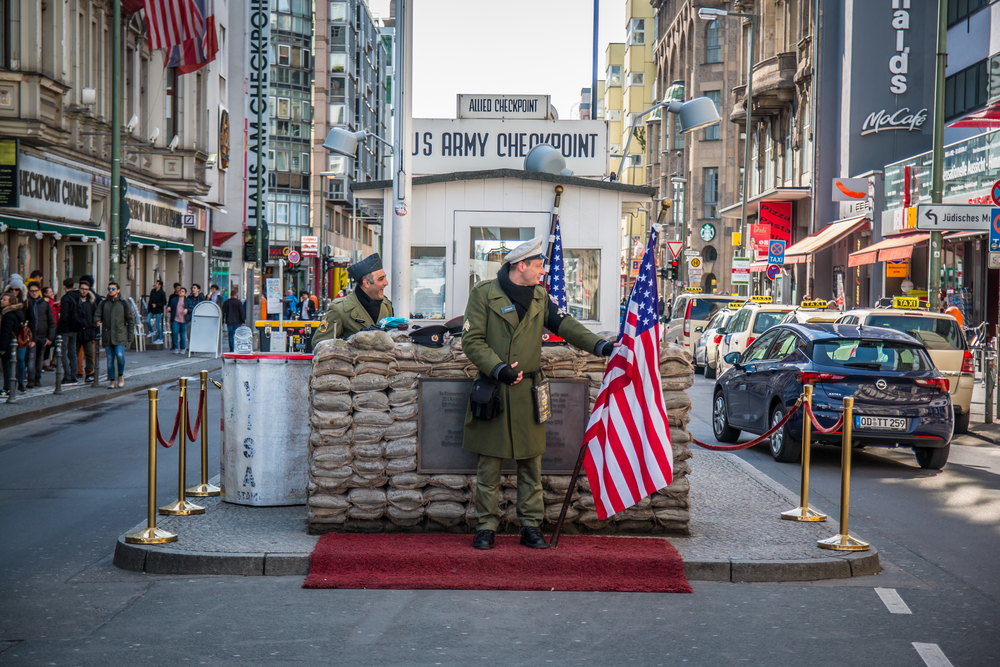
[355,283,383,324]
[497,264,535,321]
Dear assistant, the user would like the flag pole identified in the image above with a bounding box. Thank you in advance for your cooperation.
[545,185,564,264]
[548,200,671,549]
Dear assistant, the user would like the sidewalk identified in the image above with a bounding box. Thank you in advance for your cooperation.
[0,348,223,429]
[957,377,1000,445]
[113,449,881,583]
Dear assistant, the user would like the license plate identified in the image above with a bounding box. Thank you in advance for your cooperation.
[856,416,908,431]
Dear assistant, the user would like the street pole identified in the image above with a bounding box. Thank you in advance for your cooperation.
[591,0,599,121]
[390,0,413,317]
[739,13,756,298]
[928,0,948,311]
[110,0,122,283]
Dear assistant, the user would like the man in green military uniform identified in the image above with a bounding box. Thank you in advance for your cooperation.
[313,253,393,343]
[462,235,614,550]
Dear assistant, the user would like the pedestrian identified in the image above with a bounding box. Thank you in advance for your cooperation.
[167,287,191,354]
[0,291,28,396]
[42,286,59,371]
[190,283,206,305]
[208,284,224,306]
[56,278,84,384]
[76,277,99,383]
[299,290,315,320]
[25,281,55,388]
[95,281,135,388]
[461,236,614,550]
[284,289,299,319]
[313,253,393,343]
[147,279,166,342]
[222,286,246,353]
[5,274,30,388]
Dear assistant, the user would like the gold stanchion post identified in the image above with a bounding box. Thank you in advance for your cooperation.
[818,396,869,551]
[126,389,178,543]
[187,370,220,497]
[781,385,827,521]
[159,378,205,515]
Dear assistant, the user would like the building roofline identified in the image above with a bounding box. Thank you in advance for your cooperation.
[350,169,657,196]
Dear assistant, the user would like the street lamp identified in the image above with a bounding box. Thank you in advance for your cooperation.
[615,97,721,183]
[323,128,394,157]
[698,6,756,293]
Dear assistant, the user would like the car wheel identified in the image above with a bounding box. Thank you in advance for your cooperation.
[704,362,717,380]
[915,445,950,470]
[713,392,741,443]
[695,362,704,375]
[768,404,800,463]
[954,409,970,434]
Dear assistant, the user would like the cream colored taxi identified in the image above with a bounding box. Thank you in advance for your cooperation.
[717,296,795,375]
[837,297,974,433]
[664,289,744,353]
[781,300,843,325]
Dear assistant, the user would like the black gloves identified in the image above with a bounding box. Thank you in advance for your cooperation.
[496,364,520,384]
[595,340,614,357]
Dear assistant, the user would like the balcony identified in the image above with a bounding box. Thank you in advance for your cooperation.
[0,71,72,147]
[157,150,211,196]
[728,52,797,124]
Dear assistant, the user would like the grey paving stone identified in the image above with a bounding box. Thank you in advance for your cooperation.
[264,554,311,576]
[732,558,852,582]
[684,558,730,582]
[145,550,264,575]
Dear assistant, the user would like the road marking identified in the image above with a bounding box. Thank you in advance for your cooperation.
[912,643,954,667]
[875,588,912,614]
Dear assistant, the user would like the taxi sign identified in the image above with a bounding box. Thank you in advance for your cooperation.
[800,300,828,309]
[684,287,702,293]
[750,295,773,303]
[893,296,922,309]
[727,302,745,310]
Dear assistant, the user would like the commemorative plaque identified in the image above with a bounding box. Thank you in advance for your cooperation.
[416,378,589,474]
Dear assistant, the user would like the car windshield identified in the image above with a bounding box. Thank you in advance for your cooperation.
[811,339,933,372]
[753,311,790,333]
[864,315,965,350]
[689,298,731,321]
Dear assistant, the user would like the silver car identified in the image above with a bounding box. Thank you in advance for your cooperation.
[694,308,735,379]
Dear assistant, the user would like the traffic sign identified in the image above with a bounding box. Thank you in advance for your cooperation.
[916,205,994,231]
[288,250,301,264]
[684,249,700,257]
[766,264,780,280]
[767,240,786,265]
[666,241,683,259]
[992,180,1000,206]
[731,257,750,286]
[688,257,702,271]
[990,208,1000,252]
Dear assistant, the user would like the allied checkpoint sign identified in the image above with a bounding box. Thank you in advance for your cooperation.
[411,119,609,177]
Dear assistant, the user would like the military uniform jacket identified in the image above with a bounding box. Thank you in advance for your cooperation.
[462,279,603,460]
[312,291,393,344]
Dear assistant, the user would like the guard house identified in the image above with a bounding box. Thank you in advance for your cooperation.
[352,169,657,333]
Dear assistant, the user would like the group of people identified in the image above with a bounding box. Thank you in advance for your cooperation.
[145,281,234,354]
[1,270,137,395]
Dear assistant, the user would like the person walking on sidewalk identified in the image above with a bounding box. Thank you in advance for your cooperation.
[147,280,166,342]
[208,284,224,307]
[76,278,99,384]
[95,281,135,388]
[57,279,84,384]
[25,282,55,388]
[42,286,59,371]
[222,286,246,353]
[167,287,192,354]
[0,291,28,396]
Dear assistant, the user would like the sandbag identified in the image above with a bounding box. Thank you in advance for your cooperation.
[386,488,425,511]
[351,441,385,460]
[427,474,468,490]
[390,404,418,421]
[388,472,430,489]
[387,389,417,406]
[423,487,468,503]
[353,391,390,411]
[347,329,395,351]
[384,437,417,458]
[310,428,352,448]
[311,393,353,413]
[310,410,353,430]
[354,361,392,376]
[313,358,355,378]
[351,374,390,393]
[347,506,385,520]
[307,493,350,510]
[385,456,417,473]
[351,425,387,444]
[425,501,466,525]
[311,374,351,393]
[384,420,417,440]
[312,339,352,362]
[311,445,353,466]
[353,411,394,427]
[389,372,420,390]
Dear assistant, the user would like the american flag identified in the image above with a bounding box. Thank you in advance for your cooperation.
[166,0,218,74]
[582,226,673,520]
[144,0,204,51]
[545,219,568,314]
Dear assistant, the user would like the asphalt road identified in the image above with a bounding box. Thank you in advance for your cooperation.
[1,373,998,666]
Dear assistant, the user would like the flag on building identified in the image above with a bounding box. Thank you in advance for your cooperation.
[166,0,219,74]
[582,226,673,520]
[545,219,568,314]
[143,0,204,51]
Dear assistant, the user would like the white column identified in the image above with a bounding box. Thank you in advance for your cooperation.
[389,0,413,317]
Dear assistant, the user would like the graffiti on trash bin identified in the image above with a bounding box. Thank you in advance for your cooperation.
[243,437,255,458]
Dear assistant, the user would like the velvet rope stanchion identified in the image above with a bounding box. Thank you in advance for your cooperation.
[781,385,827,522]
[125,389,178,544]
[187,371,220,497]
[159,378,205,516]
[818,396,869,551]
[156,396,184,448]
[690,398,802,451]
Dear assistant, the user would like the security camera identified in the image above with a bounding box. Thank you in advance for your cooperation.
[168,135,180,151]
[148,126,160,144]
[126,115,139,133]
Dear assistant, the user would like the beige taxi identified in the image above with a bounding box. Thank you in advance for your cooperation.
[717,296,794,375]
[664,290,745,352]
[781,300,843,325]
[837,297,974,433]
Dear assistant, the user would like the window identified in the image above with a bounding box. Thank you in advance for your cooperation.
[291,153,300,172]
[564,249,601,320]
[705,20,721,63]
[948,0,990,27]
[276,151,289,172]
[607,65,622,87]
[628,72,645,87]
[945,59,989,120]
[812,340,932,371]
[703,91,721,140]
[783,116,794,183]
[330,52,347,73]
[764,127,774,189]
[753,311,788,334]
[276,203,289,225]
[702,273,718,294]
[703,167,719,218]
[628,18,645,46]
[328,103,348,125]
[268,150,276,171]
[329,1,347,21]
[469,227,535,290]
[410,247,446,319]
[702,245,718,262]
[278,0,290,12]
[745,329,781,362]
[301,153,310,174]
[278,44,290,66]
[328,155,347,173]
[277,97,290,119]
[606,109,621,122]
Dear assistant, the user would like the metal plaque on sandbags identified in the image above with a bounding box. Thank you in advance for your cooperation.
[416,378,588,474]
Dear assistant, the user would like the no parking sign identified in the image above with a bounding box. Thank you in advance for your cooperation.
[288,250,301,264]
[766,264,780,280]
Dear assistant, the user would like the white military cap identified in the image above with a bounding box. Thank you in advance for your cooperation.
[503,235,547,265]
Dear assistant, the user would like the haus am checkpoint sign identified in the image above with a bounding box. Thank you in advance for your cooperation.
[767,240,786,265]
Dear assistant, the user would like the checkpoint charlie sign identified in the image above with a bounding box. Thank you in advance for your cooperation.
[412,118,608,176]
[457,94,550,120]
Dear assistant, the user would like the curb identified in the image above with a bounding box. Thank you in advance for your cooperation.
[113,531,880,583]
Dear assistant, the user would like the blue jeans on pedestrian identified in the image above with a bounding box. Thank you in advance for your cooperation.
[227,325,239,353]
[171,321,187,350]
[16,347,26,384]
[105,345,126,380]
[146,312,162,340]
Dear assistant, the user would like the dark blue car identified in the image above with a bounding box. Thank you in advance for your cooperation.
[712,323,954,469]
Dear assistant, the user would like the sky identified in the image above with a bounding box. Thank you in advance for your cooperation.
[367,0,629,119]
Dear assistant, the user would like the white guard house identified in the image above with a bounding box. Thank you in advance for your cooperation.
[352,169,657,333]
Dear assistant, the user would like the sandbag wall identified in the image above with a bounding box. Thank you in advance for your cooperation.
[307,329,694,535]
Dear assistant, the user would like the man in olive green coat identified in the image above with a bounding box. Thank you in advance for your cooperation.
[94,282,136,388]
[462,235,614,550]
[313,253,393,344]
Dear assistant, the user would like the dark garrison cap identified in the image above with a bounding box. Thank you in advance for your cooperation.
[410,324,448,348]
[445,316,464,337]
[348,253,383,282]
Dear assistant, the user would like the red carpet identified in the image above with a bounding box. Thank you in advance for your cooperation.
[303,534,693,593]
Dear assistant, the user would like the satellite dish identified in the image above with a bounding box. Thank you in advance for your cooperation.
[524,144,573,177]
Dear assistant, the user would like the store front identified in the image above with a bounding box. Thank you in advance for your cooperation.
[779,216,871,308]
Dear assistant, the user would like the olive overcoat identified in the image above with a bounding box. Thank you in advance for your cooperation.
[312,290,393,344]
[462,278,603,460]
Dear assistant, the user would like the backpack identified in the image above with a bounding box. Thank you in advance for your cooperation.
[16,322,33,348]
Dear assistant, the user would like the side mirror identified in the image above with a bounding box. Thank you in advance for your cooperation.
[724,352,742,367]
[715,327,726,334]
[695,326,704,333]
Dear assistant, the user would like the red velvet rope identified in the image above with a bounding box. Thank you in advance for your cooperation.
[186,388,204,442]
[691,399,802,451]
[803,400,845,434]
[156,396,184,448]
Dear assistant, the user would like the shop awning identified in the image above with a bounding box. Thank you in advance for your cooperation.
[130,234,170,249]
[847,232,929,267]
[719,187,812,219]
[944,230,986,242]
[750,261,769,273]
[36,220,107,240]
[784,216,870,264]
[166,240,194,252]
[947,102,1000,129]
[0,214,37,231]
[211,231,237,246]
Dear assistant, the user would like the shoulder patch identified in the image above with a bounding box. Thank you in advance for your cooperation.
[462,319,471,332]
[318,320,330,333]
